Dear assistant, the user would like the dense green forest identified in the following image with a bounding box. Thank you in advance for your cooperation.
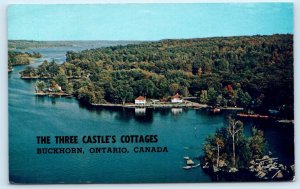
[23,34,293,118]
[8,51,42,68]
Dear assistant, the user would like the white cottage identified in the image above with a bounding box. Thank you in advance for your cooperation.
[135,96,146,105]
[48,84,62,92]
[171,93,183,103]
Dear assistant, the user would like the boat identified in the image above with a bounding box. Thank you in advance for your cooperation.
[213,107,221,113]
[182,166,192,170]
[209,107,221,113]
[192,164,200,168]
[186,159,195,165]
[237,113,269,119]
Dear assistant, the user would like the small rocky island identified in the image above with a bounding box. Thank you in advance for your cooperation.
[199,117,294,181]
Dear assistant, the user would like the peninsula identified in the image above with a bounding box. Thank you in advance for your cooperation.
[20,34,293,119]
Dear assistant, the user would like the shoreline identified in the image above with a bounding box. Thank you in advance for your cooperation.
[90,102,244,110]
[35,92,71,97]
[34,92,245,110]
[34,93,294,123]
[21,76,81,79]
[91,103,207,109]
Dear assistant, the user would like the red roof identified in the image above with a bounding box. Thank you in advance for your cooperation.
[135,96,145,100]
[171,93,181,99]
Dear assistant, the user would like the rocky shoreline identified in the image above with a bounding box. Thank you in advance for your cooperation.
[248,155,295,180]
[201,154,295,181]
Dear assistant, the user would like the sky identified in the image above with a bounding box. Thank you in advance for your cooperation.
[8,3,293,41]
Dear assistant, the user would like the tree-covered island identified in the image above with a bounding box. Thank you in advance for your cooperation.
[8,50,42,72]
[201,117,294,181]
[20,34,293,119]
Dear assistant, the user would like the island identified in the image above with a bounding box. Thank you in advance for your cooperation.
[8,50,42,72]
[200,116,294,181]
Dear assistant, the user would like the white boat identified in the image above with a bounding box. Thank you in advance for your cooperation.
[182,166,192,170]
[192,164,200,168]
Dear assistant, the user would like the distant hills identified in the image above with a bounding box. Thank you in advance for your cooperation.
[8,40,145,50]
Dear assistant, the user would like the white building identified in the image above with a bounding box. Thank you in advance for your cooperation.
[135,96,146,105]
[171,93,183,103]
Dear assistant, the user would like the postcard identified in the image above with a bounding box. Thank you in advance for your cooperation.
[8,3,294,184]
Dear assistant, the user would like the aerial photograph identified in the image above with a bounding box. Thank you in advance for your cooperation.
[8,3,294,183]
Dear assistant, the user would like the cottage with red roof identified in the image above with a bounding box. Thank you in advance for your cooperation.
[171,93,183,103]
[135,96,146,105]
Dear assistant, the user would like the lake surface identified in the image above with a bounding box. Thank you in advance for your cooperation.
[8,45,294,183]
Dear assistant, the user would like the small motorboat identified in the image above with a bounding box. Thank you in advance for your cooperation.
[182,166,192,170]
[213,107,221,113]
[192,164,200,168]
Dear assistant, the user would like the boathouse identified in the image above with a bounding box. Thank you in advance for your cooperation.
[135,96,146,105]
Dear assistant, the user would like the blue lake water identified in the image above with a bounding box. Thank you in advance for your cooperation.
[8,46,294,183]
